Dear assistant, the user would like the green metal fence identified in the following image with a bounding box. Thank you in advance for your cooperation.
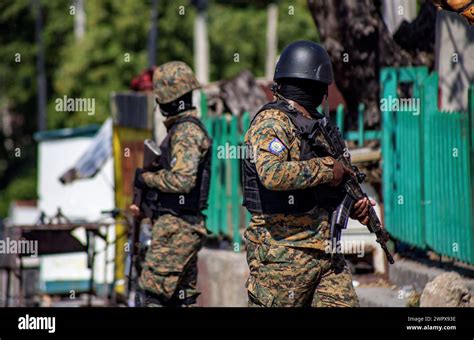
[381,67,474,264]
[200,95,250,246]
[335,103,382,145]
[381,67,428,248]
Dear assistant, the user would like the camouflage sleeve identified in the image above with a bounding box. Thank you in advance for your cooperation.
[144,122,207,193]
[248,112,335,191]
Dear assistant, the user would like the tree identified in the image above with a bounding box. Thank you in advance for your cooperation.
[209,0,317,80]
[307,0,437,126]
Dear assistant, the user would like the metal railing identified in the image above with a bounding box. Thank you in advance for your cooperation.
[381,66,474,264]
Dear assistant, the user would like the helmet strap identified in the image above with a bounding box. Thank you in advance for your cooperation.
[270,82,279,94]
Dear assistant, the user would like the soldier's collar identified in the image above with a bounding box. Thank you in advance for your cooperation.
[164,108,198,128]
[276,94,314,120]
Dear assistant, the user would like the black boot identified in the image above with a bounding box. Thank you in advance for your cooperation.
[135,288,167,307]
[168,293,199,307]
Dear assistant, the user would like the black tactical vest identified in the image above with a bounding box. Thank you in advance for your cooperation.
[157,115,211,215]
[242,100,342,214]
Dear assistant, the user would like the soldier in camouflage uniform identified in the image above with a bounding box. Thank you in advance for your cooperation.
[242,41,374,307]
[130,61,211,307]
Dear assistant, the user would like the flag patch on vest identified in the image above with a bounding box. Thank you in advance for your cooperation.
[268,138,285,155]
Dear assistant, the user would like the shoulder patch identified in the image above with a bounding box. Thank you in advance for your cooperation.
[268,138,286,155]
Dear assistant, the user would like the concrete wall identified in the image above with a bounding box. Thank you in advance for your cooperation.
[435,10,474,112]
[382,0,417,34]
[197,248,249,307]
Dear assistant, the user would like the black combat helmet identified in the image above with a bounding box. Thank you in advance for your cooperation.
[274,40,334,85]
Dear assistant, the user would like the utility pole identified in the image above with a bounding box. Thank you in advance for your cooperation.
[148,0,159,68]
[74,0,86,39]
[265,2,278,80]
[34,0,46,131]
[193,0,209,84]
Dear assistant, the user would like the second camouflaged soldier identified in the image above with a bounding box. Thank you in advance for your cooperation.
[131,61,211,307]
[242,41,374,307]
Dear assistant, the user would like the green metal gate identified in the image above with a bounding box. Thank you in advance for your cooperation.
[421,73,474,263]
[381,67,474,264]
[381,67,428,248]
[201,94,250,246]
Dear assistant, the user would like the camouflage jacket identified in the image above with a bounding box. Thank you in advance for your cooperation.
[244,108,337,250]
[143,109,211,194]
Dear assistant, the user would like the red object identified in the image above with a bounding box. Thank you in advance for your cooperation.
[328,83,346,111]
[130,66,156,92]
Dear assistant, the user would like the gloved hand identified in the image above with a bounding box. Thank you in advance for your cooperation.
[141,171,155,186]
[134,168,148,189]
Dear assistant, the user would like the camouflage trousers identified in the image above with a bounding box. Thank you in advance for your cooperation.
[138,213,206,306]
[246,241,359,307]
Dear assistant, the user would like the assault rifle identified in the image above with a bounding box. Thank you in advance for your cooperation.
[128,139,161,295]
[310,118,395,264]
[132,139,161,219]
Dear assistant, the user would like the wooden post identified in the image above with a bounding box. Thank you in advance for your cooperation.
[265,3,278,80]
[74,0,86,39]
[194,1,209,84]
[147,0,158,68]
[34,0,46,131]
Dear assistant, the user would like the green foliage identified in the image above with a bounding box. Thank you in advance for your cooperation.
[208,3,267,79]
[277,0,319,48]
[0,0,38,134]
[52,0,149,128]
[156,1,195,67]
[208,0,317,80]
[0,164,37,218]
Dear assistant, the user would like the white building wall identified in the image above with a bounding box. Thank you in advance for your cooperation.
[382,0,417,34]
[435,11,474,112]
[8,204,39,226]
[38,137,115,287]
